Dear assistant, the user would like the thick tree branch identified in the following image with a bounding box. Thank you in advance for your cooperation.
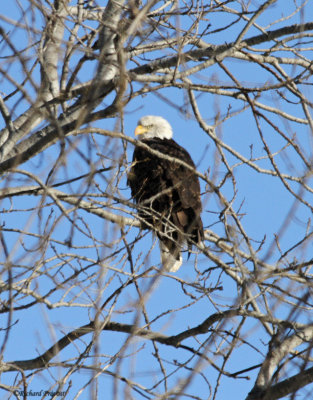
[129,21,313,76]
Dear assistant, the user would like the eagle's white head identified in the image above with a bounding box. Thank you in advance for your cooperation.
[135,115,173,140]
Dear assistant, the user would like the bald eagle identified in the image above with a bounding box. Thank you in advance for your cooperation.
[127,115,204,272]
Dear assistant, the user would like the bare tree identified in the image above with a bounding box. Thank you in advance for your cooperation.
[0,0,313,399]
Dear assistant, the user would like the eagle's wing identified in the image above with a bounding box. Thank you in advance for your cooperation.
[156,139,203,243]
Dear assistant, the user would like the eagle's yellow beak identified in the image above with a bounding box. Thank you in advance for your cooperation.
[135,125,148,136]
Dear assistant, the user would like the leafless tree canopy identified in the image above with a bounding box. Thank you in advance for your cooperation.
[1,0,313,399]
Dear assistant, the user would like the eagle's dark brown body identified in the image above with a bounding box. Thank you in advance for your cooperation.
[128,138,203,266]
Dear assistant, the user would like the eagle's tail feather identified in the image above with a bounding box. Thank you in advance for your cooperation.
[159,241,182,272]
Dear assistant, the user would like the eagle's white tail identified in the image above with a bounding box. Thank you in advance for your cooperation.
[159,242,182,272]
